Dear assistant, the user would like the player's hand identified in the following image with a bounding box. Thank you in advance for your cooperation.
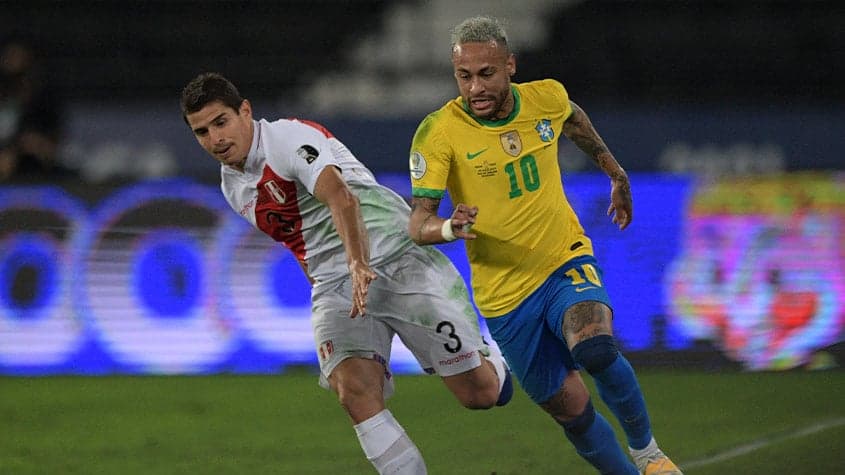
[450,204,479,240]
[608,177,633,230]
[348,260,377,318]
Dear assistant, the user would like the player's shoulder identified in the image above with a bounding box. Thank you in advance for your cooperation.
[515,78,567,97]
[264,117,329,136]
[262,117,335,152]
[412,105,451,143]
[515,79,571,117]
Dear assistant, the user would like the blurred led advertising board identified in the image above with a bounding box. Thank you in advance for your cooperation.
[665,173,845,369]
[1,174,843,375]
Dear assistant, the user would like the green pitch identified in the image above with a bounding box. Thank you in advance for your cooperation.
[2,369,843,474]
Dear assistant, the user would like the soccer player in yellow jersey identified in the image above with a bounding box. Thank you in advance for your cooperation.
[408,16,682,475]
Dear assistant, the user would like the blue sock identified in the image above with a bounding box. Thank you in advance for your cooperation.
[571,336,654,450]
[592,354,653,450]
[560,400,638,474]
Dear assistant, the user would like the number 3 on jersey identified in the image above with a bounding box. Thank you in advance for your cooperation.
[564,264,602,288]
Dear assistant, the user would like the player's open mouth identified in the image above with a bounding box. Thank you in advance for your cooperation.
[471,98,493,109]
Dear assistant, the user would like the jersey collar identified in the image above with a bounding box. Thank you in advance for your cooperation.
[462,85,521,127]
[242,119,263,174]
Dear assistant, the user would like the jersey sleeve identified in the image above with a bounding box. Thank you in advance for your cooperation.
[265,119,338,194]
[409,112,451,200]
[549,79,574,122]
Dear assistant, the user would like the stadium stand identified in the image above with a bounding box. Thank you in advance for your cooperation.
[0,0,390,100]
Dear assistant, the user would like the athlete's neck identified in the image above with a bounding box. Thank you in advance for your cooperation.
[494,91,515,120]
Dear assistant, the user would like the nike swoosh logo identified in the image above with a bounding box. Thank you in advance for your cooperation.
[466,148,488,160]
[574,286,599,293]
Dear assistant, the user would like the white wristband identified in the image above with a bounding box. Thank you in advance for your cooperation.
[440,218,457,242]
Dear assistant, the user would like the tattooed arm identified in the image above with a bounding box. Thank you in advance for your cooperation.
[562,101,633,230]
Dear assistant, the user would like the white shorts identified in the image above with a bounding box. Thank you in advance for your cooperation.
[311,245,485,397]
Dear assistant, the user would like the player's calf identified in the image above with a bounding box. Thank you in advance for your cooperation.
[572,334,655,451]
[557,399,639,474]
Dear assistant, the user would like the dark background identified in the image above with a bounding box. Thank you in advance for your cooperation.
[2,0,842,180]
[2,0,842,105]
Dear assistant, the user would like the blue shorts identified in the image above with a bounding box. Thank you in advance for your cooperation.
[485,255,613,404]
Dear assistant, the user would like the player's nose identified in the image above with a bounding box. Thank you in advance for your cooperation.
[469,77,484,93]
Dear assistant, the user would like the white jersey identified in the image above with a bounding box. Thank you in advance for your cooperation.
[221,118,414,285]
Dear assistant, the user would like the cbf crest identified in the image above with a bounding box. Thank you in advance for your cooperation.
[535,119,555,142]
[499,130,522,157]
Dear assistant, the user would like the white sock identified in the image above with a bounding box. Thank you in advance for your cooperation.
[629,436,659,458]
[484,343,508,395]
[354,409,427,474]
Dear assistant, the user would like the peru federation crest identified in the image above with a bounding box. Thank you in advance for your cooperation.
[535,119,554,142]
[499,130,522,157]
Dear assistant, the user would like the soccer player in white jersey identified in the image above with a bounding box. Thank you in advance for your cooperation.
[180,72,512,475]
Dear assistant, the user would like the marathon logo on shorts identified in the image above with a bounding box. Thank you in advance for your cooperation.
[438,351,475,367]
[318,340,334,361]
[296,144,319,164]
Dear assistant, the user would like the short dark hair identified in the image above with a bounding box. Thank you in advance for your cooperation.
[180,72,244,123]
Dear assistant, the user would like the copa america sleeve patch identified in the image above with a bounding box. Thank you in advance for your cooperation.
[409,151,427,179]
[296,144,319,164]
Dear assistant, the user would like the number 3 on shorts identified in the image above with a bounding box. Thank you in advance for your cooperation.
[436,321,462,353]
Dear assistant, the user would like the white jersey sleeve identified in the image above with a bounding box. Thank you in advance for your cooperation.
[261,119,336,194]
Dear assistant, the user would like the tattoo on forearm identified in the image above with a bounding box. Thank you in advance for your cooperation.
[568,122,611,168]
[564,102,621,174]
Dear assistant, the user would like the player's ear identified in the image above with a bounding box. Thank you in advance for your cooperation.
[507,53,516,77]
[240,99,253,118]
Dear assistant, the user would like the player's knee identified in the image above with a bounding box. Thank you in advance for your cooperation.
[571,334,619,375]
[455,380,500,410]
[561,399,596,436]
[337,388,384,423]
[334,378,384,419]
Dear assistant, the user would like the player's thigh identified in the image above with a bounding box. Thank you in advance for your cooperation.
[370,246,486,377]
[486,286,576,404]
[546,255,615,345]
[386,306,485,377]
[312,278,396,390]
[328,356,387,394]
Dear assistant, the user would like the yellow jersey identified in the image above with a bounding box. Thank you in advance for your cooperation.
[410,79,594,317]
